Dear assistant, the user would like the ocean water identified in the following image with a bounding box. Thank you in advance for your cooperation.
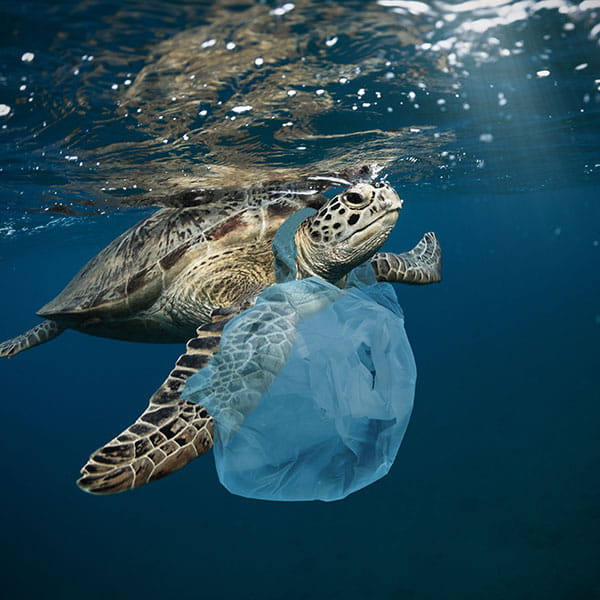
[0,1,599,599]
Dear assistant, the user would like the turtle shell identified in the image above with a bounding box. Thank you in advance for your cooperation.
[38,188,327,321]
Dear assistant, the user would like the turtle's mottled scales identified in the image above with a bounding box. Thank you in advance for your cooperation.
[373,231,442,284]
[0,320,65,359]
[78,317,229,493]
[35,190,316,342]
[39,208,210,316]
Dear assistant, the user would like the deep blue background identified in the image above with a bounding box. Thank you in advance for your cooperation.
[1,182,598,599]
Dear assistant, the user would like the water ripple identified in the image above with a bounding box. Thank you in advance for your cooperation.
[0,0,598,228]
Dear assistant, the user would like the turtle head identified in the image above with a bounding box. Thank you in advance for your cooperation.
[294,181,402,283]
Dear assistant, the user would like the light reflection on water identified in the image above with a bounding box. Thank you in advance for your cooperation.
[0,0,598,227]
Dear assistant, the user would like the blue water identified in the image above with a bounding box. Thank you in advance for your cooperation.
[1,1,599,598]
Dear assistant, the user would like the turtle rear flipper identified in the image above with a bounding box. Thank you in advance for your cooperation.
[0,320,65,358]
[371,232,442,285]
[77,400,214,494]
[77,313,234,494]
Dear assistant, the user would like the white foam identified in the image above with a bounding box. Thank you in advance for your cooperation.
[378,1,433,15]
[270,3,295,16]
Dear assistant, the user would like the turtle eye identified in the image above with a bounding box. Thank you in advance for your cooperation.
[343,192,364,205]
[374,182,385,189]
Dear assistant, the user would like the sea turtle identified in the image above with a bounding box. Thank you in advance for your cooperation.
[0,179,441,494]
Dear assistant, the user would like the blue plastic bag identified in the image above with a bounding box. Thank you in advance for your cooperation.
[182,209,416,501]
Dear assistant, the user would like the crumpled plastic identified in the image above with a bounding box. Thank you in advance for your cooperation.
[182,208,416,502]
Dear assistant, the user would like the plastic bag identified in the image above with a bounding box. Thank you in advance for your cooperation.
[182,209,416,501]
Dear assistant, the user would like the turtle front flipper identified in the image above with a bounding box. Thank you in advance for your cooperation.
[77,313,235,494]
[0,320,65,358]
[371,232,442,285]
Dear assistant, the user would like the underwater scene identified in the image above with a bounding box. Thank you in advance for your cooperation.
[0,0,599,598]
